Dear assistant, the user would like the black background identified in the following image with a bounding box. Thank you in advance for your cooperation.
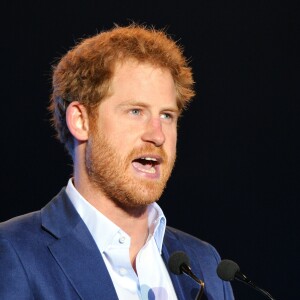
[1,1,299,299]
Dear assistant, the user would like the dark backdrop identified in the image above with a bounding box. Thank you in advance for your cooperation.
[1,1,299,299]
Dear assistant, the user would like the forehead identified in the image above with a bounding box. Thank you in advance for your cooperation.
[107,60,178,107]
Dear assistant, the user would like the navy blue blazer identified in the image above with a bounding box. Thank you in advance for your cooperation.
[0,188,234,299]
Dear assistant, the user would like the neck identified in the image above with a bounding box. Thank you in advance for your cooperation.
[73,156,150,268]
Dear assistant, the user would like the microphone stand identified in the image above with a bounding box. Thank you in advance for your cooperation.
[235,271,276,300]
[181,264,205,300]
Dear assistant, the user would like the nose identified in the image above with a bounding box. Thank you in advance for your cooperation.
[141,117,165,147]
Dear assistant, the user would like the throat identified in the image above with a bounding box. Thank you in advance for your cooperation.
[129,227,150,274]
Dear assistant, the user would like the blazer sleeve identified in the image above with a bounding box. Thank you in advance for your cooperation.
[0,238,34,300]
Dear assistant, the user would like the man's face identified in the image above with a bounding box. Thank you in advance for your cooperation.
[85,60,178,208]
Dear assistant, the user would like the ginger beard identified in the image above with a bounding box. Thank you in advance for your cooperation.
[85,127,176,209]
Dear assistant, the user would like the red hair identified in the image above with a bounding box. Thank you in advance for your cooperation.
[49,24,195,154]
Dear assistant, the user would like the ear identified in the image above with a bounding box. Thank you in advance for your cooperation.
[66,101,89,142]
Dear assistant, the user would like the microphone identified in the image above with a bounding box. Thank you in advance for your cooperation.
[168,251,205,300]
[217,259,276,300]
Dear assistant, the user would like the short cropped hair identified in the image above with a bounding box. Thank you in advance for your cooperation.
[49,24,195,154]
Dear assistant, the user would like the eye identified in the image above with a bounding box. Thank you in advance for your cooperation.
[129,108,141,115]
[160,112,174,121]
[161,113,171,119]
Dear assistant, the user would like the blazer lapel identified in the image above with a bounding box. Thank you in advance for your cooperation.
[162,229,201,300]
[41,188,118,300]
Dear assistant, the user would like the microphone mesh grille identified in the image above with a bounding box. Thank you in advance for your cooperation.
[168,251,190,275]
[217,259,240,281]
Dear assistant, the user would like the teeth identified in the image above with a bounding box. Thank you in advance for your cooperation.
[141,157,157,161]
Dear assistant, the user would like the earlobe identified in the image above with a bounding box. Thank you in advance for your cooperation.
[66,101,89,141]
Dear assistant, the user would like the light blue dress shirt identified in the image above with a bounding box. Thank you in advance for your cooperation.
[66,179,178,300]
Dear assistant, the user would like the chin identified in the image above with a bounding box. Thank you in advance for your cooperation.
[115,187,164,208]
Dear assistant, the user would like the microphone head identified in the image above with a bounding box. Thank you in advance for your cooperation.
[168,251,190,275]
[217,259,240,281]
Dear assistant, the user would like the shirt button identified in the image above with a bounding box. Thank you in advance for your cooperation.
[119,236,126,244]
[119,268,127,276]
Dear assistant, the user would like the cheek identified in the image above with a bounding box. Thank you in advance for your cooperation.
[165,130,177,155]
[109,128,140,153]
[100,118,132,142]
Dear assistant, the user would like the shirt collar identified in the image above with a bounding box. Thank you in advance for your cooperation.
[147,201,167,253]
[65,178,167,254]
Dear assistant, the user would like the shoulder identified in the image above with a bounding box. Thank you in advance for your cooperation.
[0,211,41,239]
[0,187,68,242]
[0,210,46,258]
[165,226,221,262]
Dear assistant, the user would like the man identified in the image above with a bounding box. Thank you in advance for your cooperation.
[0,24,234,299]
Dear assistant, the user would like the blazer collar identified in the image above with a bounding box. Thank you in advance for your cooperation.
[41,188,118,300]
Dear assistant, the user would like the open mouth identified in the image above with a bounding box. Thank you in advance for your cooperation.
[132,156,162,175]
